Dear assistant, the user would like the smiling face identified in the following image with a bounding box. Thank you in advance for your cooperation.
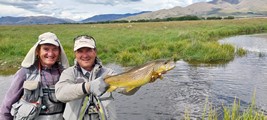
[37,44,60,68]
[75,47,97,71]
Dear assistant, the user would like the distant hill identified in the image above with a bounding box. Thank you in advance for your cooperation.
[0,11,151,25]
[0,16,75,25]
[121,0,267,20]
[1,0,266,25]
[81,11,151,23]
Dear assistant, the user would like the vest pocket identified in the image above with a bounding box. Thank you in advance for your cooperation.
[11,98,42,120]
[22,80,41,102]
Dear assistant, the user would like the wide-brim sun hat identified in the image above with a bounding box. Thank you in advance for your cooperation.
[38,32,60,46]
[21,32,69,68]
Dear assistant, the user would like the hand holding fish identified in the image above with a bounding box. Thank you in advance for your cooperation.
[87,77,109,96]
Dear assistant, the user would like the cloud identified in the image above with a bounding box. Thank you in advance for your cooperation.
[76,0,141,6]
[0,0,56,14]
[0,0,37,10]
[0,4,32,16]
[0,0,214,21]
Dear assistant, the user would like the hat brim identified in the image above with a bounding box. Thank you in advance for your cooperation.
[39,39,59,46]
[74,44,95,51]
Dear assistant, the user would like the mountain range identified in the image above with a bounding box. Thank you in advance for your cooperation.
[122,0,267,20]
[0,16,75,25]
[81,11,150,23]
[0,11,150,25]
[0,0,266,25]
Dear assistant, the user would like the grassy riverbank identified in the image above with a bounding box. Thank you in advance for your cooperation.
[185,92,267,120]
[1,18,267,75]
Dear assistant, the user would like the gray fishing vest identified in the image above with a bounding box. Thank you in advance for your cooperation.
[23,66,65,116]
[74,65,109,120]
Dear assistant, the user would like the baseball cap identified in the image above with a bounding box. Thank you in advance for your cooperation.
[74,35,96,51]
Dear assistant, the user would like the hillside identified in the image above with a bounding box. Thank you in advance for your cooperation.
[81,11,150,23]
[0,16,74,25]
[0,11,151,25]
[1,0,266,25]
[121,0,267,20]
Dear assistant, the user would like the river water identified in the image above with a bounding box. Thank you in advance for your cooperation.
[1,34,267,120]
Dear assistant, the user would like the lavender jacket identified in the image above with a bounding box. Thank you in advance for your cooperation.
[0,63,64,120]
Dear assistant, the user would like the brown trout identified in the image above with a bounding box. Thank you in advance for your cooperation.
[105,59,176,92]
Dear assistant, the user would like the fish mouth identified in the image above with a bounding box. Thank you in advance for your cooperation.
[161,61,176,74]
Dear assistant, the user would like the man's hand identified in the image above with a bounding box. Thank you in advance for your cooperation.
[87,77,109,96]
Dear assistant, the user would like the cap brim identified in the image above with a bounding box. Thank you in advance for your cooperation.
[39,39,59,46]
[74,44,95,51]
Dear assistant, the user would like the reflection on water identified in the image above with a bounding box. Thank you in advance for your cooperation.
[1,34,267,120]
[219,34,267,53]
[112,34,267,120]
[0,75,13,104]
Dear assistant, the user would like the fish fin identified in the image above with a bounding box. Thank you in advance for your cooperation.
[107,86,117,92]
[152,72,164,80]
[158,73,164,80]
[126,87,136,92]
[159,75,164,80]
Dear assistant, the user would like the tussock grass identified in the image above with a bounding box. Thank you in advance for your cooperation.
[184,91,267,120]
[1,18,267,74]
[222,92,266,120]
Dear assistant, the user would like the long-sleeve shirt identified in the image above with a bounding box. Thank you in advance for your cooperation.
[0,64,62,120]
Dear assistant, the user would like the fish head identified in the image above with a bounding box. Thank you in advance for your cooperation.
[152,59,176,75]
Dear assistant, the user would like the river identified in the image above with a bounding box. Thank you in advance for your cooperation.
[1,34,267,120]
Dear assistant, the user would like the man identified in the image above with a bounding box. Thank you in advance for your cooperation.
[55,35,139,120]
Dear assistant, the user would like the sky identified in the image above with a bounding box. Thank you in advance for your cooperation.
[0,0,212,21]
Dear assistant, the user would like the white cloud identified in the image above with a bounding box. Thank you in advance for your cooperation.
[0,4,36,16]
[0,0,213,21]
[76,0,141,5]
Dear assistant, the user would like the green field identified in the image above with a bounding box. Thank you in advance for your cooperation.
[1,18,267,75]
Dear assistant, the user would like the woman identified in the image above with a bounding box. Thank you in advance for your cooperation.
[0,32,69,120]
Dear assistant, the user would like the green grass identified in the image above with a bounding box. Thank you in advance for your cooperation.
[1,18,267,75]
[184,91,267,120]
[222,91,266,120]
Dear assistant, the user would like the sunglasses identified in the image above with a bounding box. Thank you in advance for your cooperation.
[73,35,96,42]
